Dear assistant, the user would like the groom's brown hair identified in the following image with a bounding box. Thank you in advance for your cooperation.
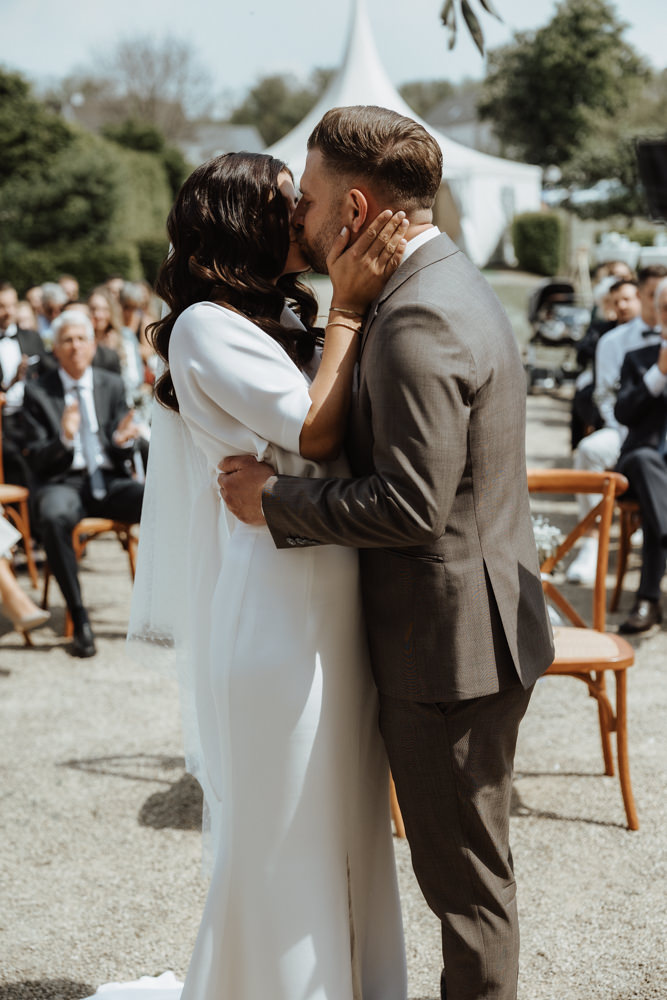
[308,105,442,212]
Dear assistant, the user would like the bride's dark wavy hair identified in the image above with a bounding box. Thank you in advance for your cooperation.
[150,152,318,412]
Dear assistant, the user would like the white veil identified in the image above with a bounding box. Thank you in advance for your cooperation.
[127,394,230,870]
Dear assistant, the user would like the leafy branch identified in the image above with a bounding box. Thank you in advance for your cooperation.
[440,0,502,55]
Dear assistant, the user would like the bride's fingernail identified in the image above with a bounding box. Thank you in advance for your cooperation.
[340,226,348,235]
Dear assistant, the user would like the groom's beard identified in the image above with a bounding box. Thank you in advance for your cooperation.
[298,211,344,275]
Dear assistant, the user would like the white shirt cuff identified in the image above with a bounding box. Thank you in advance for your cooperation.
[643,364,667,397]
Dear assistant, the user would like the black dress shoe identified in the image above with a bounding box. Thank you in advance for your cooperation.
[618,599,662,635]
[71,621,97,657]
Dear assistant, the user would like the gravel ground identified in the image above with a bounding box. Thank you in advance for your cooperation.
[1,388,666,1000]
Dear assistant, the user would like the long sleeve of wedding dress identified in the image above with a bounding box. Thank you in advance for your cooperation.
[87,303,407,1000]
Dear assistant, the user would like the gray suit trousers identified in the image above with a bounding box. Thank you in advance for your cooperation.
[379,681,534,1000]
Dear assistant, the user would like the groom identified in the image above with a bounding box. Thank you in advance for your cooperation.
[220,106,554,1000]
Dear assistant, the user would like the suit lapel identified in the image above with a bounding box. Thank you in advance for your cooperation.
[43,369,67,431]
[359,232,460,358]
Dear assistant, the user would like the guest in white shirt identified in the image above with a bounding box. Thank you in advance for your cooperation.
[567,266,667,584]
[0,281,55,496]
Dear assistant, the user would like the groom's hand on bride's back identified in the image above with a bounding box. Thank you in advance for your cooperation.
[217,455,276,525]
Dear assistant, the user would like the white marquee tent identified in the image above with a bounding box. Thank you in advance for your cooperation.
[267,0,542,266]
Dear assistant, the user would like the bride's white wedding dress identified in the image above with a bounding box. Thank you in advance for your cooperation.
[86,303,406,1000]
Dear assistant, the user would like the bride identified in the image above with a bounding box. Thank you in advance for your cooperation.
[93,152,409,1000]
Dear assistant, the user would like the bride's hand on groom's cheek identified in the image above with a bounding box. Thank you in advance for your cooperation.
[327,210,409,313]
[217,455,275,525]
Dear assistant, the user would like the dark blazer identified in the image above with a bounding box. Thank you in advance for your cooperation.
[93,344,122,375]
[0,327,55,386]
[615,342,667,459]
[263,234,554,701]
[23,366,133,484]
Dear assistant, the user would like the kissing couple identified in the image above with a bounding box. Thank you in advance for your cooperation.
[117,103,554,1000]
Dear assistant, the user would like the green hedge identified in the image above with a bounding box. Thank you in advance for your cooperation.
[137,237,169,287]
[512,212,564,276]
[0,241,142,298]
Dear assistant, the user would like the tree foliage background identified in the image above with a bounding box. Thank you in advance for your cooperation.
[0,69,172,292]
[477,0,663,217]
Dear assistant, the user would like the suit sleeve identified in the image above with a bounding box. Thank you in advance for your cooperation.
[263,302,473,549]
[22,385,74,480]
[614,354,652,427]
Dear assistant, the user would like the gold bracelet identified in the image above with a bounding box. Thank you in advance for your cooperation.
[325,321,363,334]
[329,305,365,319]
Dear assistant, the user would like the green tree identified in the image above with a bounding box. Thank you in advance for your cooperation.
[0,69,173,291]
[0,70,72,185]
[477,0,648,167]
[560,67,667,219]
[229,69,333,146]
[101,117,189,196]
[399,80,455,118]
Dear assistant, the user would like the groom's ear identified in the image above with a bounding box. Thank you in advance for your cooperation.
[344,188,368,233]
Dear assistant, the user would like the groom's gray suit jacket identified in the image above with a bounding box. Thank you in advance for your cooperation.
[264,233,554,701]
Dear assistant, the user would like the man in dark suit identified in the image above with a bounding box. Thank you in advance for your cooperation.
[615,277,667,633]
[23,309,143,657]
[219,107,554,1000]
[0,281,55,491]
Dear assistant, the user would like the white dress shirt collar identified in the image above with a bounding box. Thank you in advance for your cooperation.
[59,365,94,394]
[399,226,441,266]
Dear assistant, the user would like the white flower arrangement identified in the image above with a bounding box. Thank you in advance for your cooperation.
[532,514,563,565]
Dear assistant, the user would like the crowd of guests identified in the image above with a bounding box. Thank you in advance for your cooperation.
[1,258,665,656]
[0,273,157,657]
[567,261,667,634]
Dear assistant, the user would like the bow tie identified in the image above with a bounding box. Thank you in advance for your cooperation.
[641,326,659,337]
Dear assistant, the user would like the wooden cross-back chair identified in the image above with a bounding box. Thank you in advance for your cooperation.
[0,396,39,590]
[42,518,138,637]
[527,468,638,830]
[610,498,642,612]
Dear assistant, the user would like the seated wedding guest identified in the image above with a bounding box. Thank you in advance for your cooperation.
[0,282,55,494]
[567,267,665,584]
[0,513,50,634]
[88,288,144,404]
[103,275,125,302]
[119,281,157,365]
[571,274,619,449]
[25,286,44,326]
[614,276,667,633]
[16,300,37,332]
[39,282,69,349]
[23,310,143,658]
[58,273,80,304]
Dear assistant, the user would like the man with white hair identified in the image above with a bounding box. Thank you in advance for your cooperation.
[23,310,143,657]
[614,276,667,633]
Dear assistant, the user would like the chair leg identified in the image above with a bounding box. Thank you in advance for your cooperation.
[615,670,639,830]
[610,508,632,613]
[41,562,51,611]
[18,499,39,589]
[595,672,615,777]
[390,773,406,839]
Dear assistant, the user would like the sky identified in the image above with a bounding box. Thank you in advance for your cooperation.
[1,0,665,113]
